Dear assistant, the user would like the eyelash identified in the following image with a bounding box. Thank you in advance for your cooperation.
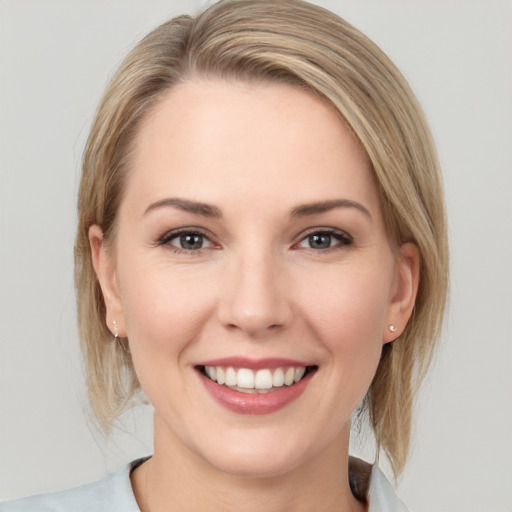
[157,228,213,255]
[156,227,353,255]
[295,228,353,252]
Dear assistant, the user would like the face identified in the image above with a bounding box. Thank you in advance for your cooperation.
[91,80,418,478]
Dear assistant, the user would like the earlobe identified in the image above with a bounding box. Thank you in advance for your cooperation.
[383,242,420,344]
[88,225,126,337]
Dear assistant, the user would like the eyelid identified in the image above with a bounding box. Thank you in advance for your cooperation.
[158,227,206,242]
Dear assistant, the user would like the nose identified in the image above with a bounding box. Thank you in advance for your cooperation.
[217,251,293,338]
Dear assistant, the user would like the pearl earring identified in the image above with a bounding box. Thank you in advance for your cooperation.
[112,319,119,339]
[388,324,397,333]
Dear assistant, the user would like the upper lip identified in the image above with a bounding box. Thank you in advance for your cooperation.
[195,357,312,370]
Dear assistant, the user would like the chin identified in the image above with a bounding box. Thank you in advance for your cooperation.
[204,446,305,480]
[188,424,320,480]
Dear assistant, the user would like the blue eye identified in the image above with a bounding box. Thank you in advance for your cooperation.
[297,230,352,250]
[308,233,333,249]
[159,230,214,252]
[173,233,205,250]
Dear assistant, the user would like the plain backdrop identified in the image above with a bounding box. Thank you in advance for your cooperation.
[1,1,511,511]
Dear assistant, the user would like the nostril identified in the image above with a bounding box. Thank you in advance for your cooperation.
[222,317,286,337]
[216,272,293,336]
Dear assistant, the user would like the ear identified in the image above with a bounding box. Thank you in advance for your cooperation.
[89,225,126,338]
[382,242,420,344]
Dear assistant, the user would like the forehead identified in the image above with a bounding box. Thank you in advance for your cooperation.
[124,79,379,216]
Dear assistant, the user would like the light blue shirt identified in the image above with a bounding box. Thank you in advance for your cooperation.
[1,458,408,511]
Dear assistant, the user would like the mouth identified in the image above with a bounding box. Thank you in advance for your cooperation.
[196,364,318,394]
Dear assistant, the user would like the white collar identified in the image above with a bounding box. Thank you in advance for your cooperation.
[367,465,408,512]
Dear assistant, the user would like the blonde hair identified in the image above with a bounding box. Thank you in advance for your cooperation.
[75,0,448,476]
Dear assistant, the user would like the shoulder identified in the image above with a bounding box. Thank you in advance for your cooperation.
[3,456,408,511]
[0,458,147,512]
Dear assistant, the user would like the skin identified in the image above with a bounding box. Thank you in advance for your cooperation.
[90,80,419,512]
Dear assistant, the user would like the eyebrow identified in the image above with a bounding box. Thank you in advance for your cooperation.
[144,197,371,220]
[144,198,222,218]
[290,199,372,219]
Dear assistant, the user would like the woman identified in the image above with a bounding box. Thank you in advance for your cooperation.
[2,0,448,510]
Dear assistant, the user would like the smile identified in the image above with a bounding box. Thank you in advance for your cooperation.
[200,365,315,394]
[196,359,318,415]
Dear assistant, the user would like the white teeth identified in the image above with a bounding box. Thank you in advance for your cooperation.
[284,367,295,386]
[237,368,255,388]
[206,366,216,381]
[272,368,284,387]
[203,365,310,390]
[254,369,273,390]
[216,367,225,385]
[225,367,237,386]
[294,367,306,383]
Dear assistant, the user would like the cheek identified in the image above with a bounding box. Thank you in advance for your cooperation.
[299,265,392,343]
[296,265,392,391]
[115,254,215,363]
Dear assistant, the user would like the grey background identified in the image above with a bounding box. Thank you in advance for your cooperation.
[1,1,511,511]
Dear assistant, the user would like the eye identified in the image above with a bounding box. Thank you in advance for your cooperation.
[174,233,206,250]
[296,230,352,250]
[158,229,215,252]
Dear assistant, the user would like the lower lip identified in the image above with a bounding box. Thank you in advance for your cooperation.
[199,370,314,415]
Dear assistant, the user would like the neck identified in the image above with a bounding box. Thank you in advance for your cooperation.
[131,414,366,512]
